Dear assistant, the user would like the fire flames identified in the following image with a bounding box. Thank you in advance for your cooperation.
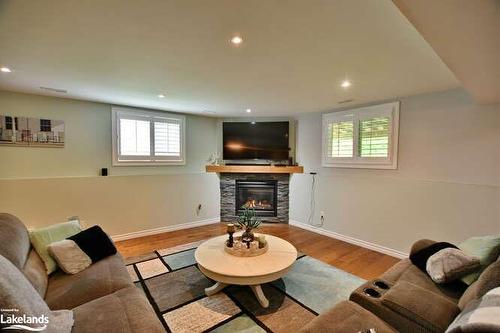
[244,199,272,209]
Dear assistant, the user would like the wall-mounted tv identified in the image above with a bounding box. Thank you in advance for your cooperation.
[223,121,289,162]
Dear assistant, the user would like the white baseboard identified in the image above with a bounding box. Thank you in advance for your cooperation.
[111,217,220,242]
[289,220,408,259]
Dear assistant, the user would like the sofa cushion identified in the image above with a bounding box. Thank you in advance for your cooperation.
[410,241,459,272]
[45,253,132,310]
[459,234,500,285]
[48,240,92,274]
[381,258,465,302]
[68,225,117,263]
[426,248,480,284]
[72,286,164,333]
[382,281,460,332]
[0,213,31,269]
[447,287,500,333]
[0,254,74,332]
[23,249,49,298]
[459,259,500,310]
[299,300,397,333]
[410,239,438,256]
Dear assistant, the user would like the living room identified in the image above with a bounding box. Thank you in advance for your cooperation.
[1,1,499,332]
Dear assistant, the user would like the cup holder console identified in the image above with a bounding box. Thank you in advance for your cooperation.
[363,288,381,298]
[356,280,390,300]
[373,280,390,290]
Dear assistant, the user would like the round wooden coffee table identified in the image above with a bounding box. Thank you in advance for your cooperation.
[195,234,297,308]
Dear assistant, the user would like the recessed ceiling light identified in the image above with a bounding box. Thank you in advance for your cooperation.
[341,80,351,88]
[230,36,243,45]
[158,94,165,98]
[246,109,252,113]
[0,67,12,73]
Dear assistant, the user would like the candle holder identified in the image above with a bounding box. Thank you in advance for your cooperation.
[226,223,236,248]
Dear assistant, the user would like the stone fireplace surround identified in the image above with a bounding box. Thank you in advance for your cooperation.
[220,173,289,223]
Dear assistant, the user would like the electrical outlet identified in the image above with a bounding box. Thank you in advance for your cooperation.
[320,211,325,223]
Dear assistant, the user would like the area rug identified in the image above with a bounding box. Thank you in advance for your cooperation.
[125,240,365,333]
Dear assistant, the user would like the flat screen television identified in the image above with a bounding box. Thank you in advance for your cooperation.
[223,121,289,162]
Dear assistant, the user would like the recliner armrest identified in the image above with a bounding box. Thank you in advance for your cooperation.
[382,281,459,332]
[410,239,438,256]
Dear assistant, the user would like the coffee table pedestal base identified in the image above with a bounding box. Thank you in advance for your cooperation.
[205,282,228,296]
[204,283,269,308]
[250,285,269,308]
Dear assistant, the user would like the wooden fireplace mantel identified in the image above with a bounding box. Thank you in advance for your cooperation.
[205,165,304,174]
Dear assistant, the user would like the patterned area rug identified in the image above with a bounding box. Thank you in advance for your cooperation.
[126,240,365,333]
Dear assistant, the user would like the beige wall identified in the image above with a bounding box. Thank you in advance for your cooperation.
[0,174,219,236]
[0,91,219,178]
[1,89,499,252]
[290,88,500,254]
[0,91,220,235]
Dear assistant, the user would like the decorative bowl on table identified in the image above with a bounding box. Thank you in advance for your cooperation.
[224,235,269,257]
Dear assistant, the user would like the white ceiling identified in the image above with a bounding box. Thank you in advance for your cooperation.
[0,0,459,117]
[393,0,500,104]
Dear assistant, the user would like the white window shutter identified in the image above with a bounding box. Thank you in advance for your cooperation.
[119,118,150,156]
[112,107,186,165]
[359,117,390,157]
[322,102,399,169]
[328,121,354,158]
[154,121,181,157]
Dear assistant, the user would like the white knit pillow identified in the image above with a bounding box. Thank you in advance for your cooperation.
[48,239,91,274]
[426,248,480,284]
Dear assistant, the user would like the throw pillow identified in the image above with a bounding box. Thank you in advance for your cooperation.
[0,255,73,332]
[426,248,480,284]
[47,240,92,274]
[446,287,500,333]
[458,259,500,310]
[29,220,81,274]
[460,234,500,285]
[410,241,458,272]
[67,225,117,263]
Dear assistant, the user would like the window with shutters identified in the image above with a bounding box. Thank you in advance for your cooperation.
[322,102,399,169]
[112,107,185,165]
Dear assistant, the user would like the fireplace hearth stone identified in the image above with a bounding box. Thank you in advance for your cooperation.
[220,173,289,223]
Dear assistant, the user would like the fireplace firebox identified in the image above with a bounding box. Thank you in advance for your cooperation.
[235,180,278,217]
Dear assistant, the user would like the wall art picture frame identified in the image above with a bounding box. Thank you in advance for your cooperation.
[0,115,65,147]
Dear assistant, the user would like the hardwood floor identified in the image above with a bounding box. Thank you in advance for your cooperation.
[115,223,400,280]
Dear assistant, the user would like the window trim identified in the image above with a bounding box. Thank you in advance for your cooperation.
[322,101,400,169]
[112,106,186,166]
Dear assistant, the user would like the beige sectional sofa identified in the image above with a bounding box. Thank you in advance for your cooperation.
[301,239,500,333]
[0,213,164,332]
